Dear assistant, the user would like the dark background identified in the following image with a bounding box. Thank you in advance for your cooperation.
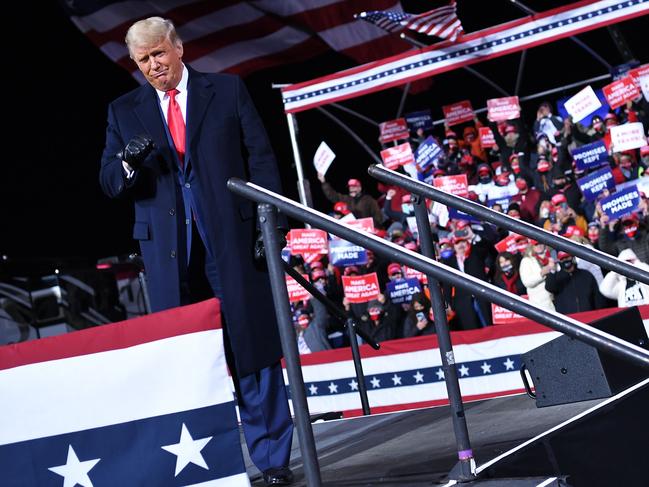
[3,1,647,269]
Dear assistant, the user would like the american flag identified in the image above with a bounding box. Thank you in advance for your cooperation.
[60,0,414,81]
[356,1,464,42]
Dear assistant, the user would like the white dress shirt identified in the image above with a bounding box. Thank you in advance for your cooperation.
[123,65,189,176]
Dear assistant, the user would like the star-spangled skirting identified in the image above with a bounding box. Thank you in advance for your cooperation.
[282,0,649,112]
[303,355,520,396]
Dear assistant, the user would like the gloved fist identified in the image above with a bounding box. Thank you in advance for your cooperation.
[118,135,154,170]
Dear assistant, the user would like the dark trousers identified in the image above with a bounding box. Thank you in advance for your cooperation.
[182,223,294,472]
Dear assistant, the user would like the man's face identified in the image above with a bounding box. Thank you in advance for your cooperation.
[348,184,361,197]
[132,37,184,92]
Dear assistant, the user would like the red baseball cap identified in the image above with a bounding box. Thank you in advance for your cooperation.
[640,145,649,157]
[347,179,362,187]
[557,251,572,260]
[538,159,551,173]
[551,193,567,206]
[333,201,350,215]
[344,265,359,275]
[387,262,402,275]
[504,125,517,135]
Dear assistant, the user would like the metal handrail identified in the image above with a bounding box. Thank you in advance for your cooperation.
[368,164,649,286]
[228,178,649,369]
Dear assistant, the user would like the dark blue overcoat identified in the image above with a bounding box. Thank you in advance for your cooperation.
[100,69,283,377]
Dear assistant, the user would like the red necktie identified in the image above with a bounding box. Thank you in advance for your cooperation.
[166,89,186,166]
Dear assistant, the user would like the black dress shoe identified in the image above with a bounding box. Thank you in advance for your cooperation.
[262,467,294,485]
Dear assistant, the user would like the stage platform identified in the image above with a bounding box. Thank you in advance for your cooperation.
[242,393,597,486]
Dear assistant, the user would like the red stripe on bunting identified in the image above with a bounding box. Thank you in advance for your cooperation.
[0,299,221,371]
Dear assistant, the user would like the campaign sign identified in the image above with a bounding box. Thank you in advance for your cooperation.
[405,110,433,133]
[434,174,469,197]
[381,142,415,170]
[281,247,291,263]
[313,141,336,175]
[577,167,615,201]
[492,298,527,325]
[289,229,328,255]
[329,239,368,267]
[603,76,640,110]
[344,217,374,234]
[571,140,609,171]
[640,75,649,102]
[404,265,428,285]
[601,186,641,220]
[386,278,422,304]
[379,118,409,143]
[494,235,520,254]
[487,96,520,122]
[448,207,480,223]
[610,122,647,151]
[488,196,511,212]
[557,88,609,126]
[286,274,311,302]
[564,85,602,123]
[415,136,443,170]
[442,100,474,126]
[478,126,496,148]
[628,64,649,85]
[342,273,380,303]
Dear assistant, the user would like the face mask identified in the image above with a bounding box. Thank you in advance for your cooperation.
[593,121,603,131]
[369,308,382,321]
[479,175,492,184]
[512,163,521,174]
[624,225,638,238]
[515,179,528,191]
[501,263,514,274]
[440,248,454,259]
[401,203,414,214]
[588,229,599,242]
[560,259,574,271]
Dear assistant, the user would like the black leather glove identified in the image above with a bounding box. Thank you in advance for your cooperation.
[117,135,154,170]
[254,228,288,261]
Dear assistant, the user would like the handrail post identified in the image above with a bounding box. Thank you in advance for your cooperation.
[346,317,372,415]
[258,203,322,486]
[413,194,475,481]
[281,262,374,415]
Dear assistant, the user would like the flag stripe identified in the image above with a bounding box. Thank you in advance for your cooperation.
[69,0,411,80]
[282,0,649,112]
[0,329,231,445]
[0,299,221,370]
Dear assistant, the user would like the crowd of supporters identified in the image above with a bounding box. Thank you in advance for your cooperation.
[288,89,649,354]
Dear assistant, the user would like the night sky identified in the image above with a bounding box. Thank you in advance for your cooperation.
[3,1,646,272]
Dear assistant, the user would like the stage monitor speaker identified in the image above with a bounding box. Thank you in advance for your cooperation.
[520,306,649,407]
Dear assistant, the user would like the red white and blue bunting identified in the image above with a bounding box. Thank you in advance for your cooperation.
[291,305,649,417]
[282,0,649,113]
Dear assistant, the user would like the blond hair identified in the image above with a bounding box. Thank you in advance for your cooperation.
[125,17,182,57]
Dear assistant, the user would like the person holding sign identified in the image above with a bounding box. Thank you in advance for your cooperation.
[317,174,384,228]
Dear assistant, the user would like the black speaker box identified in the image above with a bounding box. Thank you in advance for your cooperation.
[521,307,649,407]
